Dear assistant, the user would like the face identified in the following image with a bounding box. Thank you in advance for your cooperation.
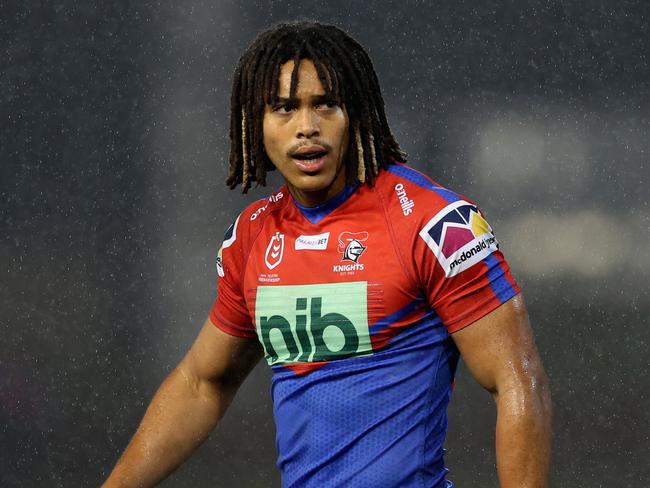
[263,59,349,207]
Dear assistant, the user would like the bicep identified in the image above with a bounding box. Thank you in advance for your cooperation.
[182,318,264,390]
[451,294,547,396]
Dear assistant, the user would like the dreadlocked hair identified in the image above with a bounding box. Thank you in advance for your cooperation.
[226,21,407,193]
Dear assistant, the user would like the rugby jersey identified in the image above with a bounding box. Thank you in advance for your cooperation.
[210,162,519,488]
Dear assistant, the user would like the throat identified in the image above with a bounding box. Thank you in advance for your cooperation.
[291,181,359,225]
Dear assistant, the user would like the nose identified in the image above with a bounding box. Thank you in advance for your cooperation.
[295,108,319,139]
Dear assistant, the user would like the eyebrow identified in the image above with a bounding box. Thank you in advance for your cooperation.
[273,94,334,104]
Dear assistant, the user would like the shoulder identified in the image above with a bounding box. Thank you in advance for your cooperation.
[238,186,288,226]
[376,162,475,221]
[217,187,288,274]
[225,186,288,239]
[377,162,502,278]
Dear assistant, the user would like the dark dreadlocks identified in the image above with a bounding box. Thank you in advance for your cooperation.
[226,21,407,193]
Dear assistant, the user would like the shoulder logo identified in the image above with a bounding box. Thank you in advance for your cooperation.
[419,200,498,277]
[394,183,415,215]
[295,232,330,250]
[265,232,285,270]
[250,204,267,221]
[251,191,284,221]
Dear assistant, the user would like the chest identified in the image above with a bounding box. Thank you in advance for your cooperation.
[242,204,418,365]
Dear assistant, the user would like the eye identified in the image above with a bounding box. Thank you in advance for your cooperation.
[316,100,340,110]
[272,103,295,114]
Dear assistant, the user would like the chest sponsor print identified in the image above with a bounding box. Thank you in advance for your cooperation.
[419,200,499,277]
[255,282,371,365]
[295,232,330,250]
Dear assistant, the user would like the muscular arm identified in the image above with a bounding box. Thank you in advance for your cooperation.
[102,319,263,488]
[452,294,552,488]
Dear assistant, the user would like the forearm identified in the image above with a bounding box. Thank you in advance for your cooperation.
[102,365,236,488]
[494,383,553,488]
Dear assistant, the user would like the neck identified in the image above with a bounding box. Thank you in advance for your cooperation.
[287,164,348,207]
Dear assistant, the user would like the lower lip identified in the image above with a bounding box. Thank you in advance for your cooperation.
[292,156,327,174]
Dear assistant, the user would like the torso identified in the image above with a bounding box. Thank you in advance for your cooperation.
[211,162,519,487]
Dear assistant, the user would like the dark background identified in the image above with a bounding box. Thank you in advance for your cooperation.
[2,1,649,486]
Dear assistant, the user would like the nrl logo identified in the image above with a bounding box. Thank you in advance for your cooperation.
[265,232,285,270]
[337,231,368,263]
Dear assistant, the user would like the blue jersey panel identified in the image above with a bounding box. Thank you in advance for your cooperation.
[271,313,459,488]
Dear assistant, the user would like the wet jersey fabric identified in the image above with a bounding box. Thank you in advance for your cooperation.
[210,162,519,488]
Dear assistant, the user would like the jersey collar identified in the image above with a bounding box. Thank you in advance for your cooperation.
[291,182,359,225]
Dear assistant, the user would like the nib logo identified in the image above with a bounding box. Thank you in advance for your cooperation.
[255,282,372,365]
[265,232,285,270]
[260,297,358,363]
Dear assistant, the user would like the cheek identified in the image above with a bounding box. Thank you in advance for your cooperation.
[337,120,350,156]
[335,111,350,151]
[262,124,279,155]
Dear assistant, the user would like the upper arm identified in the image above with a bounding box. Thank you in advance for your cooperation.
[451,294,549,396]
[180,318,264,391]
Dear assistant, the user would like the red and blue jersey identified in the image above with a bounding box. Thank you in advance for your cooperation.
[210,162,519,488]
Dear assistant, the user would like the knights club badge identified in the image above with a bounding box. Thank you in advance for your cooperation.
[265,232,285,270]
[338,231,368,263]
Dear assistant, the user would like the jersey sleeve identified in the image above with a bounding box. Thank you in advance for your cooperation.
[413,198,521,333]
[209,214,258,339]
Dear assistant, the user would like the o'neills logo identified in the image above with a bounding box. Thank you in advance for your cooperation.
[394,183,414,216]
[251,191,284,221]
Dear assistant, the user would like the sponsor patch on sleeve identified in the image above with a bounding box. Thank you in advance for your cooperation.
[222,215,239,249]
[419,200,499,277]
[216,246,224,277]
[217,215,240,278]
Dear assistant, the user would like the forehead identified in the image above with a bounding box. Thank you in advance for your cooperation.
[275,59,327,98]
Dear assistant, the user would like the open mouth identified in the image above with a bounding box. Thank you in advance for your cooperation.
[292,150,328,161]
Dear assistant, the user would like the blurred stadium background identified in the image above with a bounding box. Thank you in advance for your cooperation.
[2,1,648,486]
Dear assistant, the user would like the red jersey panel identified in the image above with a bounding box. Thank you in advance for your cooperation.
[211,162,519,349]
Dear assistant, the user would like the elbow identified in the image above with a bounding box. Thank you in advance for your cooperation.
[496,369,553,424]
[536,370,553,423]
[535,372,553,416]
[527,366,552,417]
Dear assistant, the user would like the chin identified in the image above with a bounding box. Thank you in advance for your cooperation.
[291,180,332,195]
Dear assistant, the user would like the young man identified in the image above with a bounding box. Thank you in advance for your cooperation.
[104,22,552,488]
